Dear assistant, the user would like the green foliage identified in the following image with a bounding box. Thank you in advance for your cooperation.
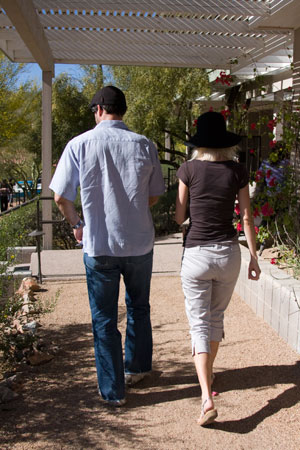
[0,203,37,297]
[0,203,37,260]
[111,66,210,153]
[52,195,83,249]
[151,186,180,236]
[52,74,95,163]
[0,289,58,365]
[0,296,35,364]
[0,53,27,147]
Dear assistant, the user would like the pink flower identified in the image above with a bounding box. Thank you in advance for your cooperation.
[253,207,260,218]
[270,258,277,265]
[261,202,274,217]
[236,222,242,232]
[254,226,259,234]
[234,203,240,215]
[255,170,263,182]
[269,177,276,187]
[250,123,256,130]
[269,140,276,149]
[266,169,272,179]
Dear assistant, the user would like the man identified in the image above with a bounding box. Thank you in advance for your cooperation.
[50,85,165,406]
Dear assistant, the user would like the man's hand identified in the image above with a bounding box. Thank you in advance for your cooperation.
[54,193,84,243]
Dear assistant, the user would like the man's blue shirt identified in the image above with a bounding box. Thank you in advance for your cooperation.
[50,120,165,257]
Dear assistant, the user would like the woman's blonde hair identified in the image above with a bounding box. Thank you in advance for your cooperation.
[190,146,238,162]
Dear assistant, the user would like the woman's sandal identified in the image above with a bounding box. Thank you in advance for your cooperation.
[197,398,218,426]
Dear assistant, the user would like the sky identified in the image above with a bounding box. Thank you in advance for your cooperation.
[18,63,84,86]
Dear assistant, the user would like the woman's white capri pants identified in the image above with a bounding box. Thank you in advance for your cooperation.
[180,242,241,355]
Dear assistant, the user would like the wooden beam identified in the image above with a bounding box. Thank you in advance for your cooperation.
[1,0,54,74]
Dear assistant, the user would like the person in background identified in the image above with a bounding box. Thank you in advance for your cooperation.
[8,178,14,207]
[50,86,165,406]
[175,111,260,426]
[0,179,9,212]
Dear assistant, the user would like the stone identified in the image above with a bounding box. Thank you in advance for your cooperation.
[0,385,19,403]
[16,277,40,294]
[27,348,54,366]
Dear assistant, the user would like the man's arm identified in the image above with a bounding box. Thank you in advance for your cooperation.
[54,193,83,243]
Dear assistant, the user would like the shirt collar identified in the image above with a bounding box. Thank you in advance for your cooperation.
[96,120,129,131]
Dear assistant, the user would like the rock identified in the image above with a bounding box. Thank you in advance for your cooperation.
[23,320,41,334]
[12,318,24,334]
[2,374,24,392]
[27,348,54,366]
[0,385,19,403]
[16,277,40,294]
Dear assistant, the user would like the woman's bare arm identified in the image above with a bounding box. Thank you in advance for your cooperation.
[238,184,261,280]
[175,179,189,225]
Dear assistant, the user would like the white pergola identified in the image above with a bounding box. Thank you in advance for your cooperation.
[0,0,300,248]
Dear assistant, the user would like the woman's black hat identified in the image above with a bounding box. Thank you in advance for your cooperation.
[186,111,241,149]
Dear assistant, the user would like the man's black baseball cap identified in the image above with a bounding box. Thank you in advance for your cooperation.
[89,85,127,112]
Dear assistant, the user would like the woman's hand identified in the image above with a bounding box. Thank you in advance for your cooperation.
[248,256,261,280]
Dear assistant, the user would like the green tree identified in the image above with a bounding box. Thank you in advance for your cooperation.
[110,66,210,165]
[0,52,27,147]
[21,73,95,167]
[52,73,94,163]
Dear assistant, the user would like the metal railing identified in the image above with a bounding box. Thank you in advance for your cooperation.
[1,196,64,284]
[29,196,65,283]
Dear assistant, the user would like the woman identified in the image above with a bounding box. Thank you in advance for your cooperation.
[175,111,260,426]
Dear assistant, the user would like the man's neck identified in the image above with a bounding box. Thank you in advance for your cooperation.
[100,112,123,122]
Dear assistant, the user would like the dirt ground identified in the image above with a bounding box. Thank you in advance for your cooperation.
[1,276,300,450]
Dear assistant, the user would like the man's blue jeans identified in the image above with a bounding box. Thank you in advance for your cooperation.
[84,250,153,402]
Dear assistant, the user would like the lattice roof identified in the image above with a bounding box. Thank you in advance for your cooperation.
[0,0,299,79]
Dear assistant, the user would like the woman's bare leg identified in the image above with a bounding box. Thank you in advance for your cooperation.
[210,341,219,382]
[193,352,214,413]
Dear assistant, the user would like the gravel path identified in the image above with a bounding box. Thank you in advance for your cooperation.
[1,276,299,449]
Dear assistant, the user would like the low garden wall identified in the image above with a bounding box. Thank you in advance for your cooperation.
[235,244,300,354]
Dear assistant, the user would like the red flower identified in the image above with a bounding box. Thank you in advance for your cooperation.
[234,203,240,215]
[221,109,230,119]
[209,106,214,112]
[253,207,260,218]
[267,119,277,130]
[269,177,276,187]
[249,149,255,155]
[255,170,263,182]
[266,169,272,179]
[236,222,242,232]
[254,226,259,234]
[193,119,198,127]
[269,140,276,149]
[215,71,232,86]
[250,123,256,130]
[270,258,277,265]
[261,202,274,217]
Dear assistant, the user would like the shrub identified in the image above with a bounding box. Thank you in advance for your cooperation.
[152,185,180,236]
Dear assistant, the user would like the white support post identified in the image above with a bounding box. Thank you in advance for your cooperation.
[42,70,53,250]
[292,28,300,198]
[293,27,300,110]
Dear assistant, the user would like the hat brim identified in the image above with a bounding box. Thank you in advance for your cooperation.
[185,131,241,149]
